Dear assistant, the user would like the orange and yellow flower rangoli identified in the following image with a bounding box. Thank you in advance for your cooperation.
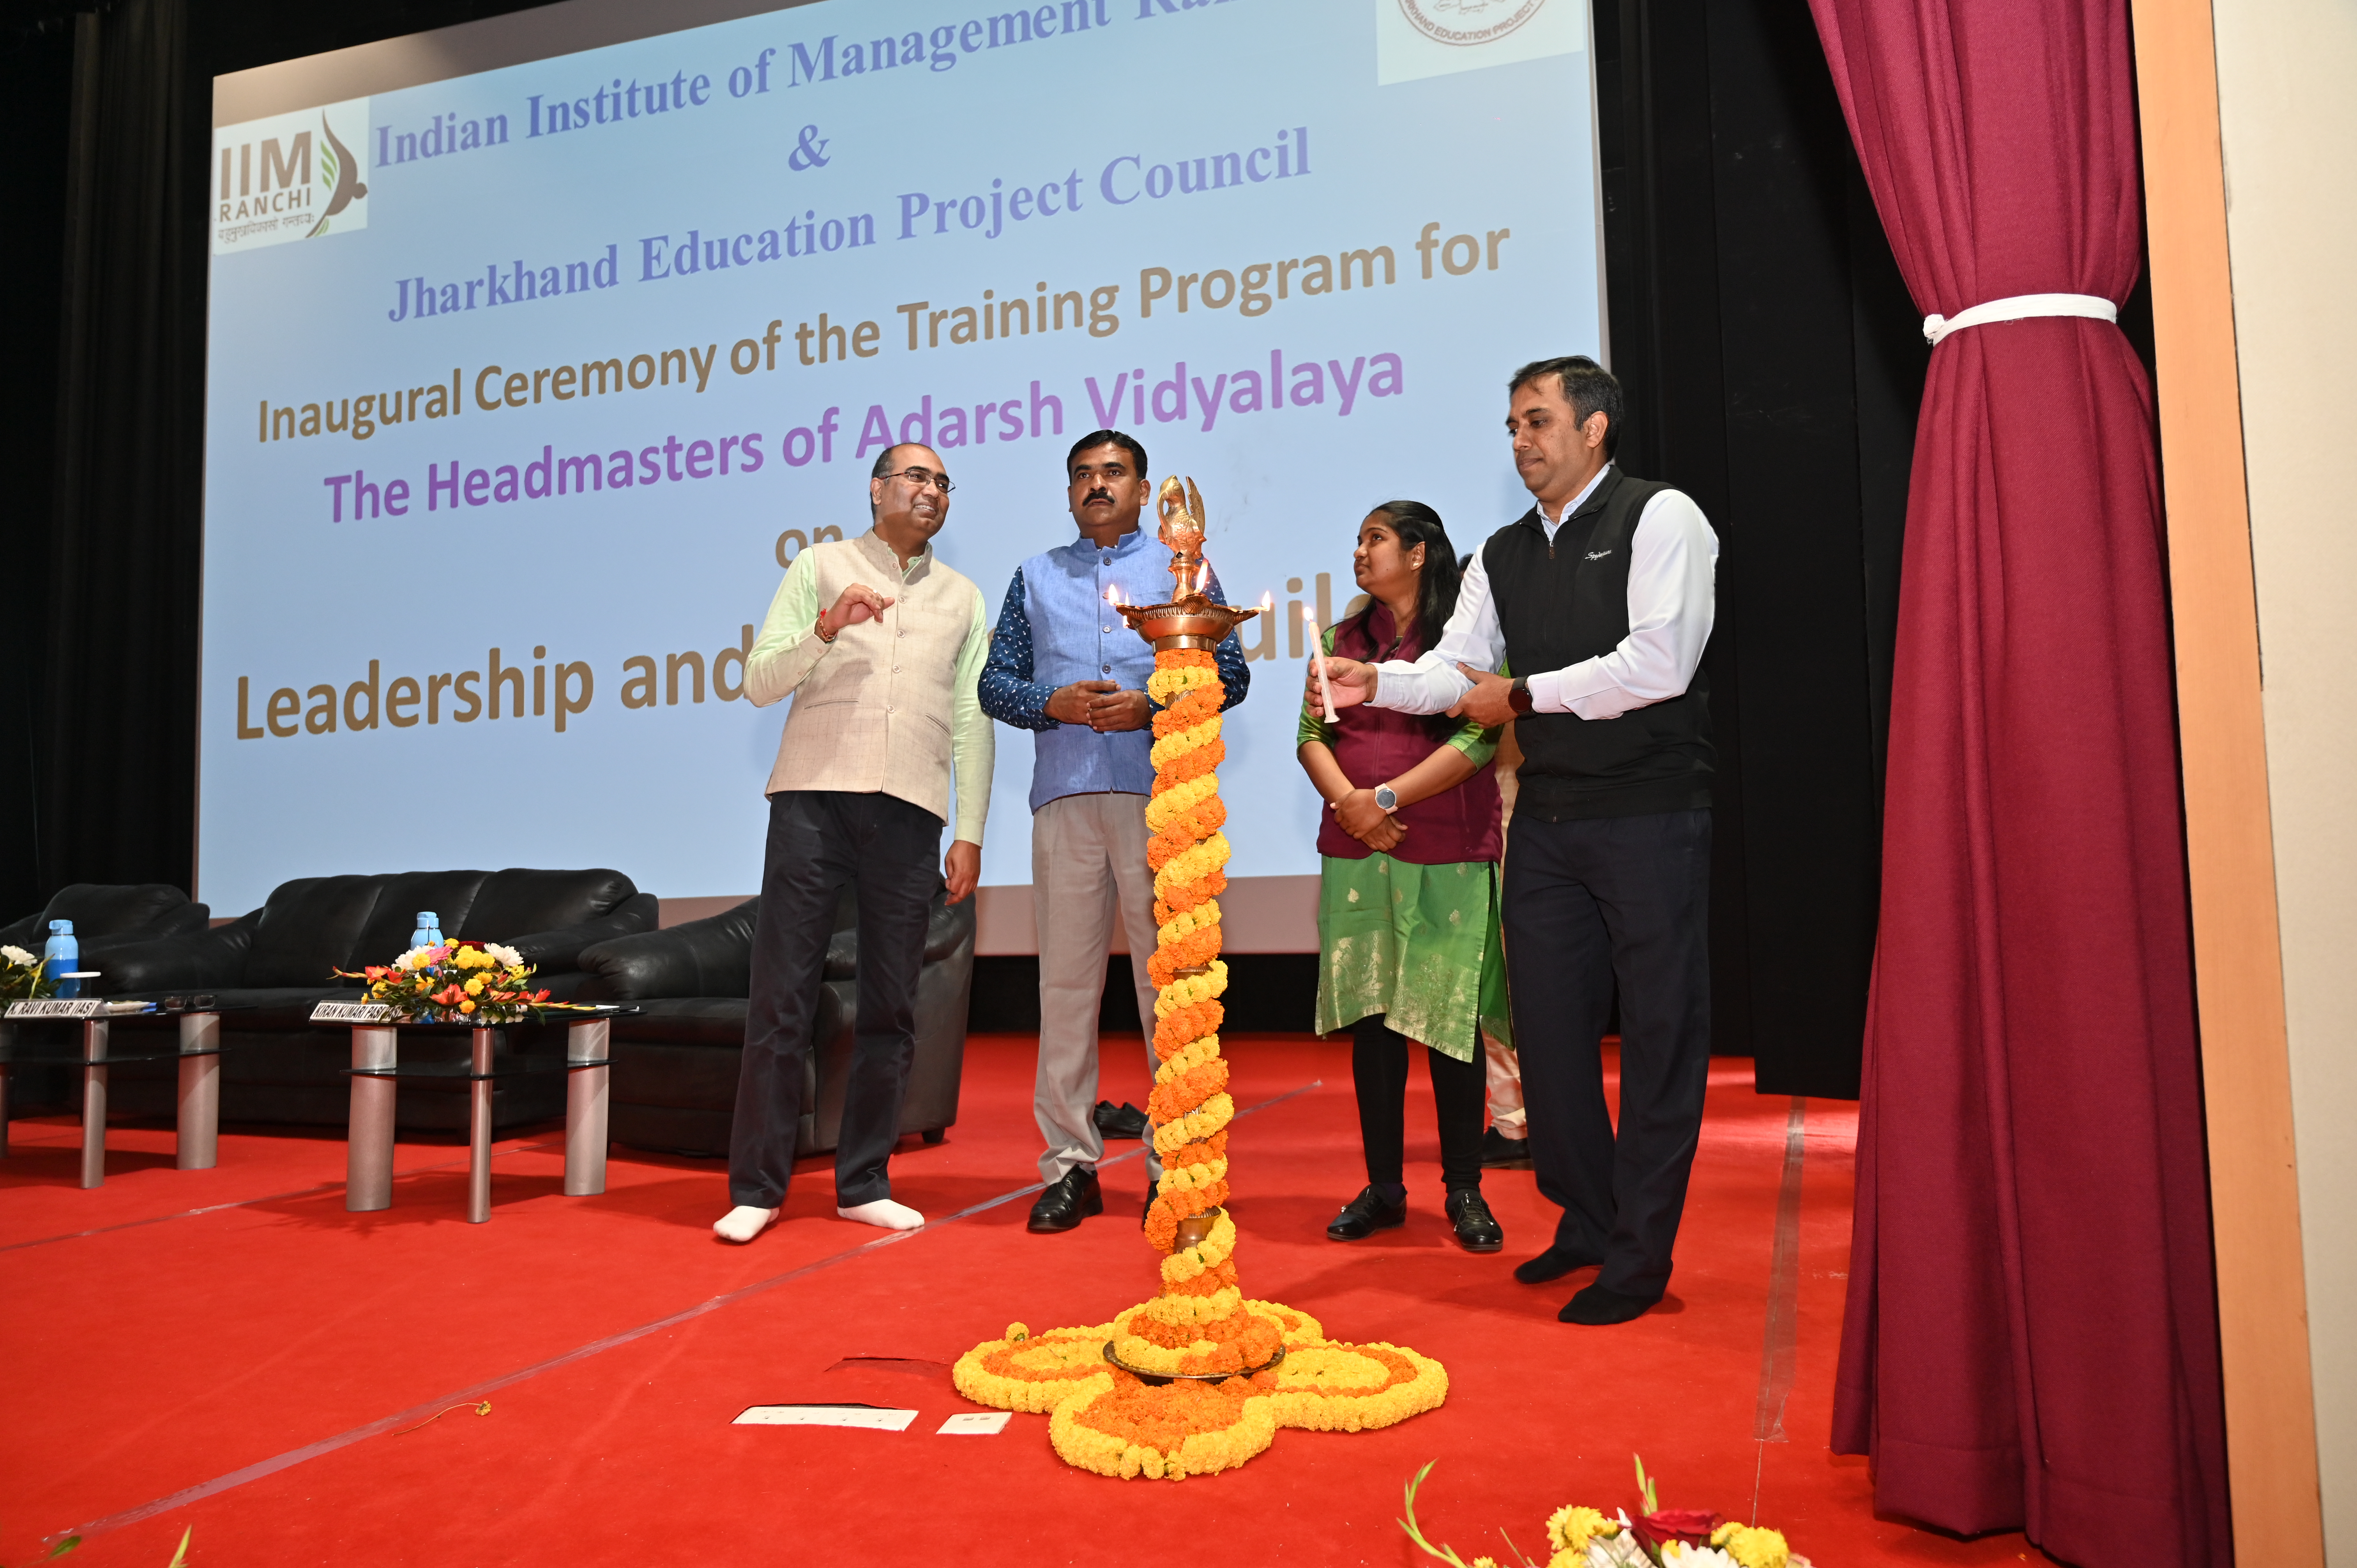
[954,641,1448,1479]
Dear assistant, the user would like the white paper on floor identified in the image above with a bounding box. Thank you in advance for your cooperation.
[733,1405,918,1430]
[936,1411,1011,1435]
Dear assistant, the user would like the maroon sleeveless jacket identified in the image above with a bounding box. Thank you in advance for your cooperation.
[1316,604,1502,865]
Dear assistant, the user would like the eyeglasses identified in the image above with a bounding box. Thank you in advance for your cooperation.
[888,466,955,494]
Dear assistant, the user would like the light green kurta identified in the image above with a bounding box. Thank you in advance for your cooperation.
[1301,626,1512,1061]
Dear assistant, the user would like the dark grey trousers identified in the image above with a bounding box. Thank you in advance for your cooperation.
[728,789,940,1210]
[1503,807,1712,1299]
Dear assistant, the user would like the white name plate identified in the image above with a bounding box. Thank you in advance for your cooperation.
[936,1412,1010,1436]
[5,999,108,1019]
[311,1002,396,1023]
[732,1405,917,1431]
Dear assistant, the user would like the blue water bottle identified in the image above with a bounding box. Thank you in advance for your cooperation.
[410,911,441,950]
[44,919,80,1000]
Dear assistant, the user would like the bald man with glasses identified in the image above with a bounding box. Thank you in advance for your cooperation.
[715,443,996,1244]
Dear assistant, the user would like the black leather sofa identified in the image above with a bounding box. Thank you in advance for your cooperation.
[1,883,211,968]
[12,868,655,1134]
[572,885,974,1159]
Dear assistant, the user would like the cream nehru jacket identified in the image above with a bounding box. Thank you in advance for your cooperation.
[745,527,988,828]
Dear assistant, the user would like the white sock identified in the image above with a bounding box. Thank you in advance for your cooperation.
[713,1204,778,1243]
[836,1198,924,1231]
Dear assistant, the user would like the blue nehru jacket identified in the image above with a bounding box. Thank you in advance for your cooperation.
[980,524,1251,813]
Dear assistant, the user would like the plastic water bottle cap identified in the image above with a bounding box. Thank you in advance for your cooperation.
[417,912,438,923]
[49,919,72,934]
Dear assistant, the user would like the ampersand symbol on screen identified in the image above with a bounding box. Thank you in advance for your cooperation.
[788,124,831,171]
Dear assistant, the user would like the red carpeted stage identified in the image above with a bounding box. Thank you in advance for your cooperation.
[3,1035,2029,1567]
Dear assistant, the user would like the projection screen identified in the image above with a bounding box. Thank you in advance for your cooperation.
[203,0,1606,947]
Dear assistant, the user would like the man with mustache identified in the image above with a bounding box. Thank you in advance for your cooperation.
[714,443,995,1244]
[979,430,1251,1232]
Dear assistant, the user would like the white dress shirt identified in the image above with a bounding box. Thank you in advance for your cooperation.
[1369,465,1718,720]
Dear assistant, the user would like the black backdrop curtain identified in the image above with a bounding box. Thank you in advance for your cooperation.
[8,0,1938,1095]
[37,0,202,910]
[1592,0,1930,1095]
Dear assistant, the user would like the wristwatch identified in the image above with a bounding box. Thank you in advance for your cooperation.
[1373,784,1399,813]
[1507,676,1534,716]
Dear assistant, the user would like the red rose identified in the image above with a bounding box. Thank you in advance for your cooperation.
[1632,1510,1722,1555]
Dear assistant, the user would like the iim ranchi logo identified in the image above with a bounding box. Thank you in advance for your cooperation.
[213,96,371,255]
[1397,0,1546,46]
[308,115,368,236]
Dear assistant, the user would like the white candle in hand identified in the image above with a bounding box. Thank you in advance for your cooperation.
[1302,609,1337,722]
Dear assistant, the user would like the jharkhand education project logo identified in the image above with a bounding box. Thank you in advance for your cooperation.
[1398,0,1546,46]
[1376,0,1581,84]
[213,98,371,256]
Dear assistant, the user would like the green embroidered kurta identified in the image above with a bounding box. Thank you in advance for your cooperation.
[1300,640,1513,1061]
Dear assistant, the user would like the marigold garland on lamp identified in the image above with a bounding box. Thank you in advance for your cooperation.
[951,477,1451,1478]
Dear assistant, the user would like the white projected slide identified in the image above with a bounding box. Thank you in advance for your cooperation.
[201,0,1602,927]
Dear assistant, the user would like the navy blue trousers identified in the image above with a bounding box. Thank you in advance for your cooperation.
[1503,808,1712,1299]
[728,790,939,1210]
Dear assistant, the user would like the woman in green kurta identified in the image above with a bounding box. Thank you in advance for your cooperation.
[1298,501,1511,1254]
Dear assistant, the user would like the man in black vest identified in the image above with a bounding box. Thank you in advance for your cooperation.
[1316,356,1718,1324]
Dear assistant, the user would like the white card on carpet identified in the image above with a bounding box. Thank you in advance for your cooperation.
[936,1411,1011,1435]
[733,1405,917,1430]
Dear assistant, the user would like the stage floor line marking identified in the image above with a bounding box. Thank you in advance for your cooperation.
[0,1139,564,1255]
[55,1078,1322,1548]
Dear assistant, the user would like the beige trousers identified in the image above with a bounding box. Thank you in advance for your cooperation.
[1032,791,1165,1185]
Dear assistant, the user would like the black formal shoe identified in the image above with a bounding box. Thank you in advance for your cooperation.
[1094,1100,1150,1140]
[1559,1282,1659,1325]
[1445,1188,1504,1252]
[1326,1186,1408,1241]
[1027,1167,1104,1233]
[1480,1127,1534,1169]
[1514,1244,1604,1284]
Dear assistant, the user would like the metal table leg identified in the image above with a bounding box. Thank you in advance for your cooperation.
[347,1025,398,1211]
[177,1011,221,1170]
[81,1019,109,1189]
[564,1018,610,1197]
[467,1026,495,1223]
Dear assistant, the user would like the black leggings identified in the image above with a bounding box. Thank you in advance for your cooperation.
[1351,1014,1486,1194]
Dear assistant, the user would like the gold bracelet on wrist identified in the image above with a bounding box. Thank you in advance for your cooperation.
[813,615,836,644]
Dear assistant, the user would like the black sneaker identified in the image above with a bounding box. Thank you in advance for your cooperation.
[1445,1187,1505,1252]
[1325,1186,1408,1241]
[1027,1167,1104,1233]
[1480,1127,1534,1169]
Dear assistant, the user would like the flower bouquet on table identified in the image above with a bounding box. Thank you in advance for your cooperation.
[334,941,549,1024]
[0,944,60,1004]
[1401,1457,1814,1568]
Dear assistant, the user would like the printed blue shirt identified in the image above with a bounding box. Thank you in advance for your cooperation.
[980,525,1251,813]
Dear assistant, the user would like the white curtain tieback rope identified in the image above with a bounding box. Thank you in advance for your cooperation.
[1922,292,2118,345]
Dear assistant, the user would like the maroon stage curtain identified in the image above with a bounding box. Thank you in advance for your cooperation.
[1804,1,2231,1563]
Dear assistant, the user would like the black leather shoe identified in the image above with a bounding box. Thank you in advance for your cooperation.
[1559,1282,1659,1325]
[1094,1100,1150,1140]
[1514,1244,1604,1284]
[1027,1167,1103,1233]
[1480,1127,1534,1169]
[1326,1186,1408,1241]
[1445,1188,1504,1252]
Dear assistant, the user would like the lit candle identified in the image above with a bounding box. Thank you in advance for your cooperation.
[1302,607,1337,721]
